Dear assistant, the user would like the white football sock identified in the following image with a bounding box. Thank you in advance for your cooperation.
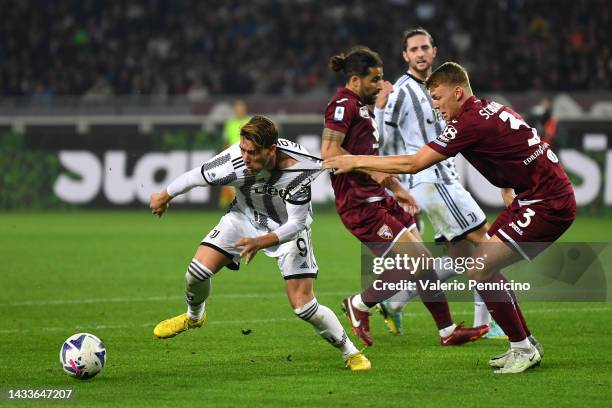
[386,289,418,311]
[473,290,492,326]
[295,298,358,358]
[185,259,213,321]
[511,338,532,349]
[351,294,369,312]
[439,323,457,338]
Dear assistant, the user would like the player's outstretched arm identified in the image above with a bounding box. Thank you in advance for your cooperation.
[149,166,209,217]
[321,127,399,186]
[323,145,447,175]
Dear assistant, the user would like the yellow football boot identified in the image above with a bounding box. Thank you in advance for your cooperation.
[153,312,207,339]
[344,350,372,371]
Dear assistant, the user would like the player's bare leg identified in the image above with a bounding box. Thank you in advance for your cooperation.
[153,245,230,339]
[286,278,370,371]
[466,236,542,373]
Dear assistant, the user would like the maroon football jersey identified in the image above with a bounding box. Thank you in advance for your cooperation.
[427,96,573,201]
[324,87,388,213]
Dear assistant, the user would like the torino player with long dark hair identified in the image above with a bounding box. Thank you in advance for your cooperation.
[321,46,488,348]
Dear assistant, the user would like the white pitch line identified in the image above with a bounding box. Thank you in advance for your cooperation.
[0,291,350,307]
[0,307,607,335]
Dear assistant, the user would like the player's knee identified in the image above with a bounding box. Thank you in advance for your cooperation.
[185,258,214,285]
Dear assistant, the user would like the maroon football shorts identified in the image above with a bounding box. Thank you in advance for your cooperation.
[489,193,576,260]
[339,196,417,257]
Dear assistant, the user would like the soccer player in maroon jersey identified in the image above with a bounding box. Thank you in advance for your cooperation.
[324,61,576,373]
[321,47,488,348]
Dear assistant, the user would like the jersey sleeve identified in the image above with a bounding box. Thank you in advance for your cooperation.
[324,98,354,134]
[166,167,209,197]
[200,146,240,186]
[271,201,310,244]
[427,121,477,157]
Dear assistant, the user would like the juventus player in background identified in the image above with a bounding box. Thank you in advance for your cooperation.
[324,62,576,374]
[149,115,371,371]
[374,28,505,339]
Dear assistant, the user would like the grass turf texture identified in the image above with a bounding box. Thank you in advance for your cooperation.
[0,210,610,407]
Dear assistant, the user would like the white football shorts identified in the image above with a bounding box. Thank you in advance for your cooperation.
[201,210,318,280]
[408,181,486,242]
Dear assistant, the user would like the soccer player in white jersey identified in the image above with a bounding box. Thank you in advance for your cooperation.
[149,116,370,371]
[374,28,504,338]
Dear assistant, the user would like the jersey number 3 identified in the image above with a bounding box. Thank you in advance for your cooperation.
[517,208,536,228]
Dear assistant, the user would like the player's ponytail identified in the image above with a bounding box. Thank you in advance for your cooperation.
[329,54,346,73]
[329,46,382,81]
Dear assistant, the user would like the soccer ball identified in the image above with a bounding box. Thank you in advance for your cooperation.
[59,333,106,379]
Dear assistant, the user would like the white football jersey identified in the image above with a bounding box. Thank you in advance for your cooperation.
[201,139,323,231]
[379,72,459,187]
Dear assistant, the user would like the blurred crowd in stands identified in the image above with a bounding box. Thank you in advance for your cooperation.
[0,0,609,100]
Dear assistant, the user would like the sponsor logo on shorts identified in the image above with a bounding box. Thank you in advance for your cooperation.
[377,224,394,240]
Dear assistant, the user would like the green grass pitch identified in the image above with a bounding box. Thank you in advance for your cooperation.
[0,210,610,407]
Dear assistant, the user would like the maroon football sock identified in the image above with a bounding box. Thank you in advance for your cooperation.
[508,287,531,337]
[476,272,527,342]
[416,269,453,330]
[361,267,453,330]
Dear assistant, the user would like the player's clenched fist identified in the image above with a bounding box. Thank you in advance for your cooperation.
[375,80,394,109]
[150,191,171,217]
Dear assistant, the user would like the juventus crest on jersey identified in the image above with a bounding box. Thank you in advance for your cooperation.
[201,139,324,231]
[379,72,459,187]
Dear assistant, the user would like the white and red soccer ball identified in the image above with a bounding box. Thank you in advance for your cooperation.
[59,333,106,379]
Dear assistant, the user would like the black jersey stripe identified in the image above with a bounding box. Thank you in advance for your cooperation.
[406,81,451,183]
[263,171,284,225]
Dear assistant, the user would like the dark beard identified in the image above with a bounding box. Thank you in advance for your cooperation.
[363,93,376,105]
